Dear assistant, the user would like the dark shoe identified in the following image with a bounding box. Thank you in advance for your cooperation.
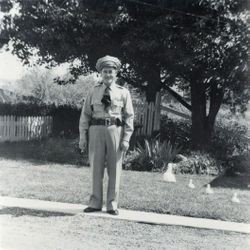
[84,207,101,213]
[107,209,119,216]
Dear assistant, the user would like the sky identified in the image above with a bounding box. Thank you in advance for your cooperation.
[0,1,26,82]
[0,50,26,80]
[0,4,24,80]
[0,49,71,93]
[0,49,70,84]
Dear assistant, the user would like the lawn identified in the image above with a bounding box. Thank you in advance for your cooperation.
[1,207,249,250]
[1,158,250,223]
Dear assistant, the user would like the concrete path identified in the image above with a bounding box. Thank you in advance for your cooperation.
[0,196,249,234]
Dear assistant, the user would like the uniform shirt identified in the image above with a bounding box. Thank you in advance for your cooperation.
[79,82,134,142]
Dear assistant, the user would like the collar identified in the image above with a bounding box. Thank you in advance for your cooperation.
[102,82,117,91]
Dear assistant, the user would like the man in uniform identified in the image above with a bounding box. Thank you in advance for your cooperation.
[79,55,134,215]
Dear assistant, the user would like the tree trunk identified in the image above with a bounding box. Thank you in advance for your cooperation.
[145,66,161,103]
[191,80,224,150]
[206,82,224,141]
[190,80,207,150]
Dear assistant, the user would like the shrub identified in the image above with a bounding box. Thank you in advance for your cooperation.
[123,149,152,171]
[210,117,249,161]
[124,136,182,172]
[0,102,53,116]
[223,154,250,176]
[175,151,222,175]
[160,116,191,153]
[159,113,249,175]
[212,113,249,175]
[123,150,140,170]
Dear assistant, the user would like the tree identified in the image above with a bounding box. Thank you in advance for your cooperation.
[16,67,96,107]
[0,0,249,149]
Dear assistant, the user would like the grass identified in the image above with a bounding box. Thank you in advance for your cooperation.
[1,158,250,223]
[1,207,249,250]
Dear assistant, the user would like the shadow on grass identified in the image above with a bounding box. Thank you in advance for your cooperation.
[0,139,88,166]
[210,153,250,190]
[210,174,250,190]
[0,207,74,217]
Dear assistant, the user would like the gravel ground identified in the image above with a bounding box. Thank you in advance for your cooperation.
[0,208,249,250]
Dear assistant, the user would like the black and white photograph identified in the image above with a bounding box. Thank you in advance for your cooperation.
[0,0,249,249]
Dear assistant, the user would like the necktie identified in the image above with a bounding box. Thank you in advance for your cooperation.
[101,86,111,110]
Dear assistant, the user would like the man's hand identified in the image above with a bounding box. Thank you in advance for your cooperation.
[79,137,87,153]
[120,140,129,152]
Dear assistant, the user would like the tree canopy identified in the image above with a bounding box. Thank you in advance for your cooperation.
[0,0,249,148]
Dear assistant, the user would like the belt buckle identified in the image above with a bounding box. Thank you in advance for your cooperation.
[105,118,111,126]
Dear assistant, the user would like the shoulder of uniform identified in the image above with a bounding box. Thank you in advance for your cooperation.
[115,84,124,89]
[122,86,131,95]
[117,85,130,93]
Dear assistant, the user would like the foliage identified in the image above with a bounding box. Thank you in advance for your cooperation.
[175,151,221,175]
[222,154,250,176]
[0,0,249,149]
[210,115,249,160]
[51,106,81,137]
[125,136,182,172]
[160,112,249,159]
[123,149,141,170]
[160,115,191,152]
[0,102,53,116]
[14,68,97,108]
[0,103,82,137]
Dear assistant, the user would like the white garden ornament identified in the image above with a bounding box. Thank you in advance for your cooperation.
[188,179,195,189]
[206,184,214,194]
[163,163,176,183]
[231,193,240,203]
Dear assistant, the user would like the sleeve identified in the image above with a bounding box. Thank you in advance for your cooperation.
[79,89,93,142]
[122,89,134,142]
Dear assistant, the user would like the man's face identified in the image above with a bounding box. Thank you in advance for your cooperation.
[101,67,117,86]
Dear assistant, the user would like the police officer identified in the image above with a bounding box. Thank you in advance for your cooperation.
[79,55,134,215]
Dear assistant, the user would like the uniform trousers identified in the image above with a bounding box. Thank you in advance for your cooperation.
[88,124,123,211]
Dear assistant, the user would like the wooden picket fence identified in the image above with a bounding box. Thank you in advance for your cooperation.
[133,92,161,136]
[0,116,53,142]
[133,92,191,136]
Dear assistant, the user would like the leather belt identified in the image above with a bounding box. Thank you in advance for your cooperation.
[90,117,123,126]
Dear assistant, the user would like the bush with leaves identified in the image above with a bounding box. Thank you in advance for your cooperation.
[160,116,191,153]
[125,136,182,172]
[0,102,53,116]
[123,149,143,171]
[160,113,249,157]
[210,116,249,161]
[15,69,97,108]
[207,114,249,174]
[175,151,222,175]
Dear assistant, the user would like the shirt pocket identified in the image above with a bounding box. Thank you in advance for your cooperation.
[92,100,104,114]
[111,99,124,114]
